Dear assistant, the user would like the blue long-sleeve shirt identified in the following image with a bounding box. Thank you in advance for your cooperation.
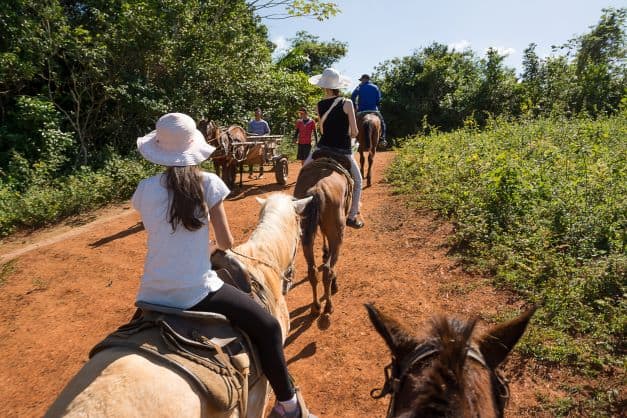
[351,81,381,112]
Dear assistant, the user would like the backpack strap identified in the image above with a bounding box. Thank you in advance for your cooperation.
[319,97,344,135]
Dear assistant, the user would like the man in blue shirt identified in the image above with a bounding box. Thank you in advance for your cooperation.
[351,74,387,147]
[248,107,270,136]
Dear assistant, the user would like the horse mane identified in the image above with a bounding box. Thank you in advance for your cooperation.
[408,317,478,417]
[235,194,299,270]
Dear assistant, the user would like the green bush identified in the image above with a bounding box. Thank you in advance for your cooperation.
[388,113,626,368]
[0,154,158,237]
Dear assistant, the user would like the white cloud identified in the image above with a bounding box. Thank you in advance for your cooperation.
[272,35,289,56]
[485,46,516,56]
[448,40,471,51]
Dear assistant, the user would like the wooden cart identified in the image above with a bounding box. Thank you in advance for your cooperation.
[220,134,289,189]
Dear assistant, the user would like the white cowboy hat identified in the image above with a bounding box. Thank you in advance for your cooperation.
[137,113,215,166]
[308,68,353,89]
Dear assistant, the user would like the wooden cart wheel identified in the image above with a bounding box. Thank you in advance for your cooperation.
[274,157,289,185]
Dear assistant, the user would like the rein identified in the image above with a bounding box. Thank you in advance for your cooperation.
[371,343,507,418]
[228,221,300,295]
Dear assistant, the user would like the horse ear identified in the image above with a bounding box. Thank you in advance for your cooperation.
[365,303,416,354]
[293,196,313,215]
[256,197,267,206]
[478,306,536,369]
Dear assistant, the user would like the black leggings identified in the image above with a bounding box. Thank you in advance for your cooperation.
[190,284,294,401]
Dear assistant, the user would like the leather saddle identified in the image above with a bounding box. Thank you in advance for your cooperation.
[90,301,261,414]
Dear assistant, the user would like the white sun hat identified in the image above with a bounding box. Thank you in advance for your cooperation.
[137,113,215,166]
[308,67,353,89]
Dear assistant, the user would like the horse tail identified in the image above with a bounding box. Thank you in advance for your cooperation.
[363,120,371,150]
[300,193,320,247]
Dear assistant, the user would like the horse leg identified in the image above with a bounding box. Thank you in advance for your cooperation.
[367,151,375,187]
[258,164,264,179]
[359,150,366,181]
[321,228,343,315]
[303,241,320,315]
[214,160,221,177]
[322,236,329,264]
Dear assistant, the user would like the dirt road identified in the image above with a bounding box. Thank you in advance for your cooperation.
[0,152,577,417]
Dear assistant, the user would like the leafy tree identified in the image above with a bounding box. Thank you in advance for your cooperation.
[275,30,347,75]
[474,48,521,124]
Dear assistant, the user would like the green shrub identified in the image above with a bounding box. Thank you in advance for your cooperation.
[388,113,626,368]
[0,154,158,236]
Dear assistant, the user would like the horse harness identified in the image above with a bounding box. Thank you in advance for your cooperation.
[371,342,510,418]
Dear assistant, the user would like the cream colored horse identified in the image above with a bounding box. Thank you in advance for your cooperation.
[45,193,312,418]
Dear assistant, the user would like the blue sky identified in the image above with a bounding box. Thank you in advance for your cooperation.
[264,0,625,88]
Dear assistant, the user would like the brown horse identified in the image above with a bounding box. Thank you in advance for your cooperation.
[198,119,248,189]
[356,113,382,187]
[45,193,312,418]
[293,158,352,321]
[366,304,536,418]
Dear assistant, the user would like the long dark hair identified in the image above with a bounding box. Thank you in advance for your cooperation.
[164,166,207,232]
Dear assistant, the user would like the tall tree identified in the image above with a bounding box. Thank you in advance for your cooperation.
[275,30,347,75]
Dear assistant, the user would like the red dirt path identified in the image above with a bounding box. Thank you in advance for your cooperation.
[0,152,589,417]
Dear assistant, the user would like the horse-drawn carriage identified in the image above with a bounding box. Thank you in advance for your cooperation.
[198,120,289,190]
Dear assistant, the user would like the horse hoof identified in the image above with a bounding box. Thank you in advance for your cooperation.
[317,314,331,330]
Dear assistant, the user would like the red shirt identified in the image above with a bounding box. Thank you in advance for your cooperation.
[295,118,317,145]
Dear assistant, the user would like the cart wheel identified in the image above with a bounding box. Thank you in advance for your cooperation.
[223,161,237,189]
[275,157,289,185]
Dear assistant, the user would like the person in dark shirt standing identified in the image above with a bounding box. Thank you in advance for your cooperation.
[351,74,387,147]
[293,107,318,166]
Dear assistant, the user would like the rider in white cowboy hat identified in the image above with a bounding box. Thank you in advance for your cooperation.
[134,112,317,418]
[305,68,365,228]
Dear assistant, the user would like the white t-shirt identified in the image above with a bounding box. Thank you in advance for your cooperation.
[131,171,230,309]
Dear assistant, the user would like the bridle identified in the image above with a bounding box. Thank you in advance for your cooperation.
[371,342,510,418]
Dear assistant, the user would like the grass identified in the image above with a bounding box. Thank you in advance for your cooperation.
[0,260,17,286]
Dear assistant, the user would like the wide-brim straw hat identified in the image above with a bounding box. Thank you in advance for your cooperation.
[308,68,353,89]
[137,113,215,166]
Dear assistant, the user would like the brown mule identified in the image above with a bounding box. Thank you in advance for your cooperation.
[198,119,247,189]
[366,303,536,418]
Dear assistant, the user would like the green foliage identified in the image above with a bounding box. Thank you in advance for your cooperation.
[388,114,627,368]
[376,8,626,139]
[275,31,347,75]
[0,153,158,237]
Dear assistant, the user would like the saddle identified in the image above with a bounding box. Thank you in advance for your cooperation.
[303,151,354,216]
[90,302,263,415]
[89,253,273,415]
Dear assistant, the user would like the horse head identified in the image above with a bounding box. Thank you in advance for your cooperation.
[366,303,536,418]
[198,119,221,145]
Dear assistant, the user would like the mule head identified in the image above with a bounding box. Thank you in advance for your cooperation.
[365,303,536,418]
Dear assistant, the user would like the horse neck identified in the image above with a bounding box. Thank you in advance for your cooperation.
[236,204,297,272]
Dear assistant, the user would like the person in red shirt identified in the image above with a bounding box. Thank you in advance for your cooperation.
[293,107,318,165]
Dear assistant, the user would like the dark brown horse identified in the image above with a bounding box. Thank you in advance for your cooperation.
[294,157,353,321]
[197,119,247,189]
[366,303,536,418]
[356,113,382,187]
